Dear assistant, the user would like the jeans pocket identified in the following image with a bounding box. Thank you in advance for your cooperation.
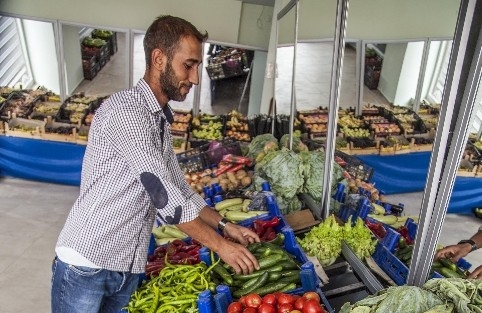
[69,264,103,277]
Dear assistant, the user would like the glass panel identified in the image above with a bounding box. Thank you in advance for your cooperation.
[61,23,128,97]
[0,15,60,94]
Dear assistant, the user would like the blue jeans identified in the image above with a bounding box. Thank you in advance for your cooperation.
[51,257,140,313]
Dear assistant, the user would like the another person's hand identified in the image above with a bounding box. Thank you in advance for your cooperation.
[434,244,472,262]
[468,265,482,279]
[223,223,260,246]
[216,238,260,275]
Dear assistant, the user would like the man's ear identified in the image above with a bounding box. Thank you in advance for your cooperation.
[151,48,166,71]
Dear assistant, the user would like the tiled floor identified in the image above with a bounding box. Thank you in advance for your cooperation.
[0,177,481,312]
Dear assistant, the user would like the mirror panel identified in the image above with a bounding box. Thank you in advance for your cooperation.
[61,22,128,97]
[362,40,425,108]
[0,15,60,94]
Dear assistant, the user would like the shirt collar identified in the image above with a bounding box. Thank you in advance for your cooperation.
[136,79,174,124]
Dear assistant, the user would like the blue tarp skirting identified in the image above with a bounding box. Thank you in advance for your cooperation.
[357,152,482,214]
[0,137,480,214]
[0,136,84,186]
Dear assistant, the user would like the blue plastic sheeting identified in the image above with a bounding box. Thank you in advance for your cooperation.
[356,152,431,195]
[356,152,482,214]
[0,136,84,186]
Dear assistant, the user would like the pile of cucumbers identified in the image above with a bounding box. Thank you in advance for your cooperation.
[210,239,303,298]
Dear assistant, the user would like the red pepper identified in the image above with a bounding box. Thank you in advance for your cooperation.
[253,219,266,237]
[227,163,245,173]
[397,226,414,245]
[261,226,276,241]
[179,244,201,252]
[260,216,280,228]
[365,219,387,239]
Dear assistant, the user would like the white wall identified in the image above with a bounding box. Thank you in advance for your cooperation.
[62,24,83,95]
[394,41,424,106]
[378,43,406,103]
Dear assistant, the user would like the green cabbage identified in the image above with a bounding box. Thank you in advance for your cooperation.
[255,149,304,200]
[300,150,345,201]
[279,134,308,153]
[245,133,279,162]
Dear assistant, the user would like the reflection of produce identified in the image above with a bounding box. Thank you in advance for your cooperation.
[370,123,401,134]
[299,113,328,123]
[341,127,370,138]
[173,112,191,123]
[171,122,189,132]
[82,37,106,48]
[192,120,223,139]
[338,115,365,128]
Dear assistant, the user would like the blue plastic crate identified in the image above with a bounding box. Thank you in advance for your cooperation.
[373,241,408,286]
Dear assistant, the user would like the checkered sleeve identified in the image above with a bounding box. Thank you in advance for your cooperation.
[102,102,202,224]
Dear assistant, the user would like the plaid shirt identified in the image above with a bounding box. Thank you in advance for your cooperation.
[56,79,206,273]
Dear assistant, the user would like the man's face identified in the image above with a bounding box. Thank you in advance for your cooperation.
[159,36,202,102]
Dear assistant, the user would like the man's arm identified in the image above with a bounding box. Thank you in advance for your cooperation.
[175,210,260,275]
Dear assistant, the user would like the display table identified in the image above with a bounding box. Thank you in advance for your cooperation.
[357,152,482,214]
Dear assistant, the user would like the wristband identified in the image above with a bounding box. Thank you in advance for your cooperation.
[458,239,478,252]
[217,218,230,233]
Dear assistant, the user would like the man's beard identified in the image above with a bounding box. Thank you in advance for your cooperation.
[160,62,190,102]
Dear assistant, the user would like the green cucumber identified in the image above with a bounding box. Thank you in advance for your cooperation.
[439,267,464,278]
[232,265,283,281]
[439,258,457,271]
[249,282,290,297]
[258,254,284,270]
[233,271,269,298]
[212,263,233,285]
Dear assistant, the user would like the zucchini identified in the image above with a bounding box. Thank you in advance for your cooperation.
[278,273,301,284]
[225,210,264,222]
[214,198,243,211]
[267,272,282,281]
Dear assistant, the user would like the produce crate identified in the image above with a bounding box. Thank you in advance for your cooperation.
[176,147,207,174]
[202,139,242,168]
[81,43,109,61]
[1,90,39,120]
[56,94,96,125]
[29,101,62,121]
[83,62,101,81]
[4,115,43,139]
[76,125,90,145]
[92,31,118,55]
[335,150,374,181]
[41,116,78,143]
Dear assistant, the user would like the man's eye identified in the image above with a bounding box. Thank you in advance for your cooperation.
[184,63,194,70]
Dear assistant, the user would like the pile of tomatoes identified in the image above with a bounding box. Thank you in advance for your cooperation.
[227,291,328,313]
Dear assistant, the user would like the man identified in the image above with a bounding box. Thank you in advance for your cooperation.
[51,15,260,313]
[435,227,482,279]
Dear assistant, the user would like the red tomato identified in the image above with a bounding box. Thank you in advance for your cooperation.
[262,293,277,306]
[292,294,301,301]
[302,299,324,313]
[278,303,294,313]
[245,293,262,309]
[278,293,295,306]
[302,291,321,303]
[243,308,257,313]
[290,311,303,313]
[238,296,247,308]
[294,296,307,310]
[227,301,243,313]
[273,292,282,299]
[258,303,276,313]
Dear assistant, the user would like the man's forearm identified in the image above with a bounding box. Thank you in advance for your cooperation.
[470,230,482,250]
[198,206,224,229]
